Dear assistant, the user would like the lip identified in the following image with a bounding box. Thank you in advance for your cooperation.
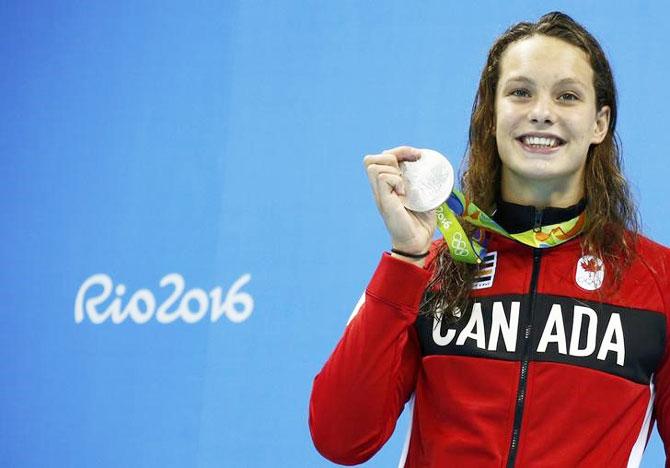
[517,132,566,142]
[516,139,562,154]
[515,133,566,154]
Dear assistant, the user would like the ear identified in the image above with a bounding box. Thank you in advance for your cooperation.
[591,105,610,144]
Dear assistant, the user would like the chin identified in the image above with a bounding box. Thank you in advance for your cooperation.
[504,159,578,183]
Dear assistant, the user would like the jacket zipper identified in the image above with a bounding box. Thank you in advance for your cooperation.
[506,247,542,468]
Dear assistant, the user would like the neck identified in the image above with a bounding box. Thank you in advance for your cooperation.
[500,169,585,209]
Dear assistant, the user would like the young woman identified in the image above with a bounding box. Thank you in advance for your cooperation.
[310,12,670,467]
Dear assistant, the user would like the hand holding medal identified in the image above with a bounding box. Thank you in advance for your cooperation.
[364,146,453,261]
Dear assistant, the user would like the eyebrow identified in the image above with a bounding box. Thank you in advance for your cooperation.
[504,76,588,88]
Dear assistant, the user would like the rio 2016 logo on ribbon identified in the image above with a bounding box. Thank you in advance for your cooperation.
[74,273,253,324]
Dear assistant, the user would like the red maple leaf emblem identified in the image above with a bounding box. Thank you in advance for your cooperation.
[580,257,600,273]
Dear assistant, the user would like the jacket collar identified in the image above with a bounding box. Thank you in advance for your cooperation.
[491,198,587,235]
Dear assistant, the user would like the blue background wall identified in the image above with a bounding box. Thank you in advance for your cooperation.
[2,1,669,466]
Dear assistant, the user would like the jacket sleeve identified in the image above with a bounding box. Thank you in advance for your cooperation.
[309,253,432,465]
[652,249,670,467]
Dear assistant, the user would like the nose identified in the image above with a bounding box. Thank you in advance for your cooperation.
[528,95,555,125]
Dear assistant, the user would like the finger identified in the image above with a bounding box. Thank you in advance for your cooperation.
[363,153,401,170]
[366,164,404,195]
[382,145,422,163]
[365,164,402,177]
[378,173,406,196]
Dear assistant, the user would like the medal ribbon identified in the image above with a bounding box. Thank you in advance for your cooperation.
[436,189,586,264]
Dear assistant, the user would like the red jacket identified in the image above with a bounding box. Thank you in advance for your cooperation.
[309,231,670,467]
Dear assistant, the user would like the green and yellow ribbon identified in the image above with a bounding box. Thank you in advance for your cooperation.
[436,190,586,264]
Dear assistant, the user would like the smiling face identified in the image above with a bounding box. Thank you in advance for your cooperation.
[495,34,610,207]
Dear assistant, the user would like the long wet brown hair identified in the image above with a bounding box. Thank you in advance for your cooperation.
[422,11,639,320]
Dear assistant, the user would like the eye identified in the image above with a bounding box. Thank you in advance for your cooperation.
[509,88,530,98]
[558,92,579,101]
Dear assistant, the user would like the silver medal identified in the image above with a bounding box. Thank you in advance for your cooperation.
[399,149,454,212]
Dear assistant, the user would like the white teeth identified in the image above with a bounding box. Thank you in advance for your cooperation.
[522,136,560,147]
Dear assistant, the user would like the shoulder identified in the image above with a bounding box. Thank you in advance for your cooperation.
[633,232,670,254]
[631,232,670,272]
[628,232,670,313]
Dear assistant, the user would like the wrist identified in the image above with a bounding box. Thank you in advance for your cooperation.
[390,247,429,259]
[390,248,428,267]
